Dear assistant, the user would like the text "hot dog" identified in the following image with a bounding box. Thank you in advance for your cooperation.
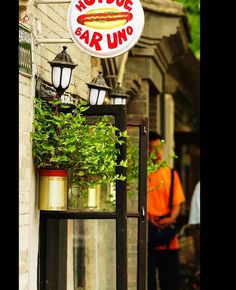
[75,0,133,12]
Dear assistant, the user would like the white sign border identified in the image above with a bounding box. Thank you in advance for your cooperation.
[67,0,145,58]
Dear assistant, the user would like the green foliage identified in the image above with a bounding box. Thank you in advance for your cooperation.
[31,98,88,170]
[126,137,168,199]
[168,151,178,159]
[32,98,172,203]
[147,139,168,174]
[175,0,200,59]
[68,116,127,195]
[126,142,139,199]
[31,98,126,197]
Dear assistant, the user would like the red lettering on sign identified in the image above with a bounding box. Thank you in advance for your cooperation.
[75,0,133,12]
[84,0,95,5]
[116,0,125,8]
[115,0,133,11]
[124,0,133,11]
[75,27,82,36]
[126,25,133,35]
[80,30,90,44]
[107,26,132,49]
[75,28,103,50]
[75,1,86,12]
[89,32,103,50]
[117,28,127,44]
[107,32,117,49]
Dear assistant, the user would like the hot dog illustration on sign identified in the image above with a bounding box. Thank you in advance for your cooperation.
[77,8,133,29]
[67,0,145,58]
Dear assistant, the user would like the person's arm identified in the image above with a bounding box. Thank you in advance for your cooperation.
[158,169,185,228]
[158,204,180,228]
[148,204,180,228]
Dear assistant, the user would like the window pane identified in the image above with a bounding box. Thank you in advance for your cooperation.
[72,220,116,290]
[41,219,116,290]
[68,183,116,212]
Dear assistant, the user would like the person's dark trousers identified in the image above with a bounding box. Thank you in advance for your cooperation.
[148,247,180,290]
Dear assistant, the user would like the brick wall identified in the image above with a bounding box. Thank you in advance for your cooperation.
[19,2,92,289]
[149,94,158,132]
[19,73,36,290]
[127,80,150,118]
[31,3,91,99]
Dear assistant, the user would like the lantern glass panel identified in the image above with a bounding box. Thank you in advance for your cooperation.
[52,66,61,88]
[111,98,115,104]
[97,90,106,105]
[89,88,99,105]
[115,98,123,105]
[61,67,72,89]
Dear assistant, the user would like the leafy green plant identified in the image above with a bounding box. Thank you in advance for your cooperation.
[31,98,126,202]
[126,137,168,199]
[31,98,171,208]
[31,98,89,170]
[68,116,127,198]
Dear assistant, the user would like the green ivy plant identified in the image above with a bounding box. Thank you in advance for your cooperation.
[126,137,168,200]
[68,115,127,200]
[31,98,89,170]
[31,97,172,208]
[31,98,126,205]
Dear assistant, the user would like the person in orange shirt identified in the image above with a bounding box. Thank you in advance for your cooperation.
[147,131,185,290]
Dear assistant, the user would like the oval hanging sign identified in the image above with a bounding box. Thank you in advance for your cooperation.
[67,0,145,58]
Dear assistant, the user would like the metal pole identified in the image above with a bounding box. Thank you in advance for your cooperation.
[117,51,129,86]
[35,38,74,45]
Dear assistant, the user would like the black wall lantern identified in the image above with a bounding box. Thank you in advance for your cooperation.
[109,82,129,105]
[48,46,77,97]
[86,71,111,105]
